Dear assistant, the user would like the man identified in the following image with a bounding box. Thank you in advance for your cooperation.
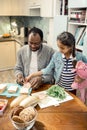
[14,27,55,89]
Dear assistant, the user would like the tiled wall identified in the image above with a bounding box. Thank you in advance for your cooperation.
[28,17,49,41]
[0,16,49,41]
[0,17,11,35]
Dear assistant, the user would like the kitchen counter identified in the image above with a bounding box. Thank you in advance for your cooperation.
[0,36,28,46]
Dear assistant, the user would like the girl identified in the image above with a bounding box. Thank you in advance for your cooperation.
[25,32,87,95]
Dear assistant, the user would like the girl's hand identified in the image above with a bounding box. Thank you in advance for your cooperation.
[25,71,42,82]
[25,75,33,82]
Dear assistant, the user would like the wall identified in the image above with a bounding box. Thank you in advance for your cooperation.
[0,17,11,35]
[28,17,49,41]
[0,16,49,41]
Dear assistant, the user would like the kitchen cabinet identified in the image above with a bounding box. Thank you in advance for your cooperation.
[26,0,41,16]
[11,0,28,16]
[27,0,62,17]
[0,41,16,70]
[11,0,20,15]
[68,0,87,53]
[28,0,41,8]
[0,0,11,15]
[0,0,28,16]
[0,0,63,17]
[41,0,67,17]
[25,0,55,17]
[41,0,54,17]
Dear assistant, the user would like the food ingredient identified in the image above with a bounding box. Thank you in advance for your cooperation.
[10,95,28,108]
[47,85,66,100]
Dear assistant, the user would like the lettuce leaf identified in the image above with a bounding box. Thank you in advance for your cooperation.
[47,85,66,100]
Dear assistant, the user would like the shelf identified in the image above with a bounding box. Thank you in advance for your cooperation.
[68,0,87,56]
[68,0,87,8]
[76,45,83,51]
[68,22,87,26]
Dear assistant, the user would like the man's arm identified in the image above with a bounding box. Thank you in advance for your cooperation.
[14,50,24,77]
[14,50,25,85]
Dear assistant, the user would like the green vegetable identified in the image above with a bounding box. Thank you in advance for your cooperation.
[47,85,66,100]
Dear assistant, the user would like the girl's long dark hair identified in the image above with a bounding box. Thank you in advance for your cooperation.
[57,31,77,68]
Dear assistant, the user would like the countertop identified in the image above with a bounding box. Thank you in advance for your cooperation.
[0,36,28,46]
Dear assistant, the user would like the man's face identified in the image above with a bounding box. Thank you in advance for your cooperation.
[28,32,42,51]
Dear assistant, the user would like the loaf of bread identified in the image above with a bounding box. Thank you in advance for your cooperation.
[19,107,36,122]
[10,95,28,108]
[0,84,7,93]
[11,106,36,123]
[8,86,18,93]
[19,95,40,108]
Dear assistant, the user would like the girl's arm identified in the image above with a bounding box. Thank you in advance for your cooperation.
[25,71,42,82]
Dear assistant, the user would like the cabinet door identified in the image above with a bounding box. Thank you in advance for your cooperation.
[19,0,28,16]
[41,0,54,17]
[25,0,41,16]
[11,0,27,16]
[0,41,16,70]
[28,0,41,7]
[0,0,28,16]
[41,0,53,17]
[11,0,20,15]
[0,0,11,15]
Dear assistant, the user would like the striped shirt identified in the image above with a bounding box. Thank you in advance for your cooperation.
[58,55,76,91]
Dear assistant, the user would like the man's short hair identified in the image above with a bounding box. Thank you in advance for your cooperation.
[28,27,43,41]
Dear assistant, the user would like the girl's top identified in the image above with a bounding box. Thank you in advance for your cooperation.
[41,51,87,91]
[57,55,76,91]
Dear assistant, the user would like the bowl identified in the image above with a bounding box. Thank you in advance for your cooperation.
[9,106,37,130]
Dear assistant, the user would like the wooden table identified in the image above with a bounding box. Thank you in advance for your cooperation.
[0,84,87,130]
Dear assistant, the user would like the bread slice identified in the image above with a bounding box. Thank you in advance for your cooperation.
[0,84,7,93]
[20,83,31,95]
[23,82,31,88]
[20,87,29,95]
[8,86,18,93]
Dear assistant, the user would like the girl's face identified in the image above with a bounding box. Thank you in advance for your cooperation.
[57,40,72,55]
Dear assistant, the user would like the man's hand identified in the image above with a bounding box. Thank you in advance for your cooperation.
[29,76,42,90]
[16,74,25,86]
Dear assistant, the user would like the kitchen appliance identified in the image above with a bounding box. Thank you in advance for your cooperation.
[20,27,29,37]
[19,27,29,45]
